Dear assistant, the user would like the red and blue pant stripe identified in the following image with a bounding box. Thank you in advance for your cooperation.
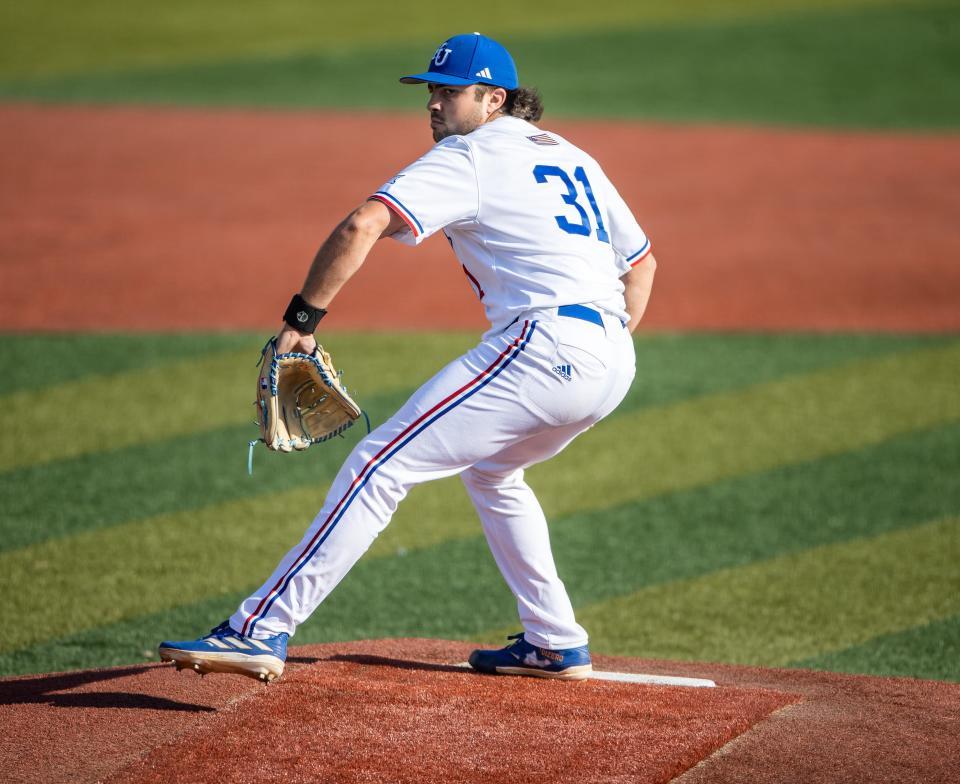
[242,320,538,636]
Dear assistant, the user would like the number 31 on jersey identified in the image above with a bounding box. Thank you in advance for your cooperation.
[533,164,610,243]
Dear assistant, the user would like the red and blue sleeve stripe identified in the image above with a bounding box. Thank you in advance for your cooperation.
[626,239,652,266]
[369,191,424,238]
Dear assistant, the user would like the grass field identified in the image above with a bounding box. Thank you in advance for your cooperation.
[1,333,957,679]
[1,1,958,127]
[2,0,958,684]
[0,0,926,78]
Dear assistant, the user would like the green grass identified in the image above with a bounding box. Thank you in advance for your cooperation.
[3,419,958,675]
[578,517,960,665]
[1,332,472,472]
[1,331,958,680]
[6,339,957,653]
[794,614,960,681]
[0,0,916,79]
[3,0,956,687]
[1,2,957,128]
[5,332,255,394]
[1,332,947,548]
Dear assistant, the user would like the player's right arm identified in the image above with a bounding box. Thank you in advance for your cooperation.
[275,200,406,354]
[621,253,657,332]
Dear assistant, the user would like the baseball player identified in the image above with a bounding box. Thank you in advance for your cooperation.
[159,33,657,682]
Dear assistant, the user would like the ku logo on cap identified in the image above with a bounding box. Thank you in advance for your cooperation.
[433,43,453,67]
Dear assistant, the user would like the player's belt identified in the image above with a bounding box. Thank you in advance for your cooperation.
[557,304,605,328]
[507,304,623,330]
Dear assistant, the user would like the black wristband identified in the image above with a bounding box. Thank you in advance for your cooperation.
[283,293,327,334]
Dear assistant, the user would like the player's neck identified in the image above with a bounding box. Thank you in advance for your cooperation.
[483,108,509,126]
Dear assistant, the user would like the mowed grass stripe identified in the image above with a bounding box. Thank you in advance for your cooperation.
[3,341,957,641]
[0,589,254,676]
[0,391,408,552]
[624,333,952,413]
[299,425,960,647]
[529,342,960,519]
[577,517,960,666]
[3,422,957,675]
[476,423,960,646]
[0,466,485,653]
[792,613,960,682]
[528,2,960,128]
[8,337,956,559]
[0,332,474,473]
[4,333,940,549]
[0,388,957,650]
[3,332,258,395]
[0,347,257,473]
[0,488,324,653]
[0,0,906,80]
[5,3,956,129]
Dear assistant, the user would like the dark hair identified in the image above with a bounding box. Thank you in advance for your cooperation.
[475,84,544,122]
[504,87,544,122]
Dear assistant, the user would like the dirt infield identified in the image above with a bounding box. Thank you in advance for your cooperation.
[2,104,959,333]
[1,639,957,784]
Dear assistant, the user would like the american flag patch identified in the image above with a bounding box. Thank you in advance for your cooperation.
[527,133,559,146]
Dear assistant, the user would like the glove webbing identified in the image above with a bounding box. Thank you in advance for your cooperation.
[248,338,370,474]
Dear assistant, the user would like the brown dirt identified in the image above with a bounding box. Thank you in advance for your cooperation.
[1,639,957,784]
[0,660,264,783]
[2,104,958,333]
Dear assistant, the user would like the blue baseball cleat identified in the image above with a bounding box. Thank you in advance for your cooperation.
[158,621,288,682]
[468,633,592,681]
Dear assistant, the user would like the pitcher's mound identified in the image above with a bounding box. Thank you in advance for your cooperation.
[2,638,957,783]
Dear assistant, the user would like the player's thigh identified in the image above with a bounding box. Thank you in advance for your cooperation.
[469,419,592,480]
[343,322,546,480]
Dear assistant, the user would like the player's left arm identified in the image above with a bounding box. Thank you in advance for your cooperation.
[621,253,657,333]
[589,166,656,331]
[275,199,406,354]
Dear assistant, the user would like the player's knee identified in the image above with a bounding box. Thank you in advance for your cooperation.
[461,465,520,491]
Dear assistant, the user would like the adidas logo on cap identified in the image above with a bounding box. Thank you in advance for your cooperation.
[475,67,492,79]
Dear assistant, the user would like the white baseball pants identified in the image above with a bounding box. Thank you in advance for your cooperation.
[232,309,636,649]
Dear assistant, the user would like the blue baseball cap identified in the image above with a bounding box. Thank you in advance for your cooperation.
[400,33,518,90]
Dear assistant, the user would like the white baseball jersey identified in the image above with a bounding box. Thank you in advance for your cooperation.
[370,116,651,332]
[232,114,650,655]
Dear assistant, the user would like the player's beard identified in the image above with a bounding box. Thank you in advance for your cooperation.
[432,118,480,142]
[431,106,486,142]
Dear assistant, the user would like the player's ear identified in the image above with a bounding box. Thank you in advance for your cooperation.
[488,86,508,115]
